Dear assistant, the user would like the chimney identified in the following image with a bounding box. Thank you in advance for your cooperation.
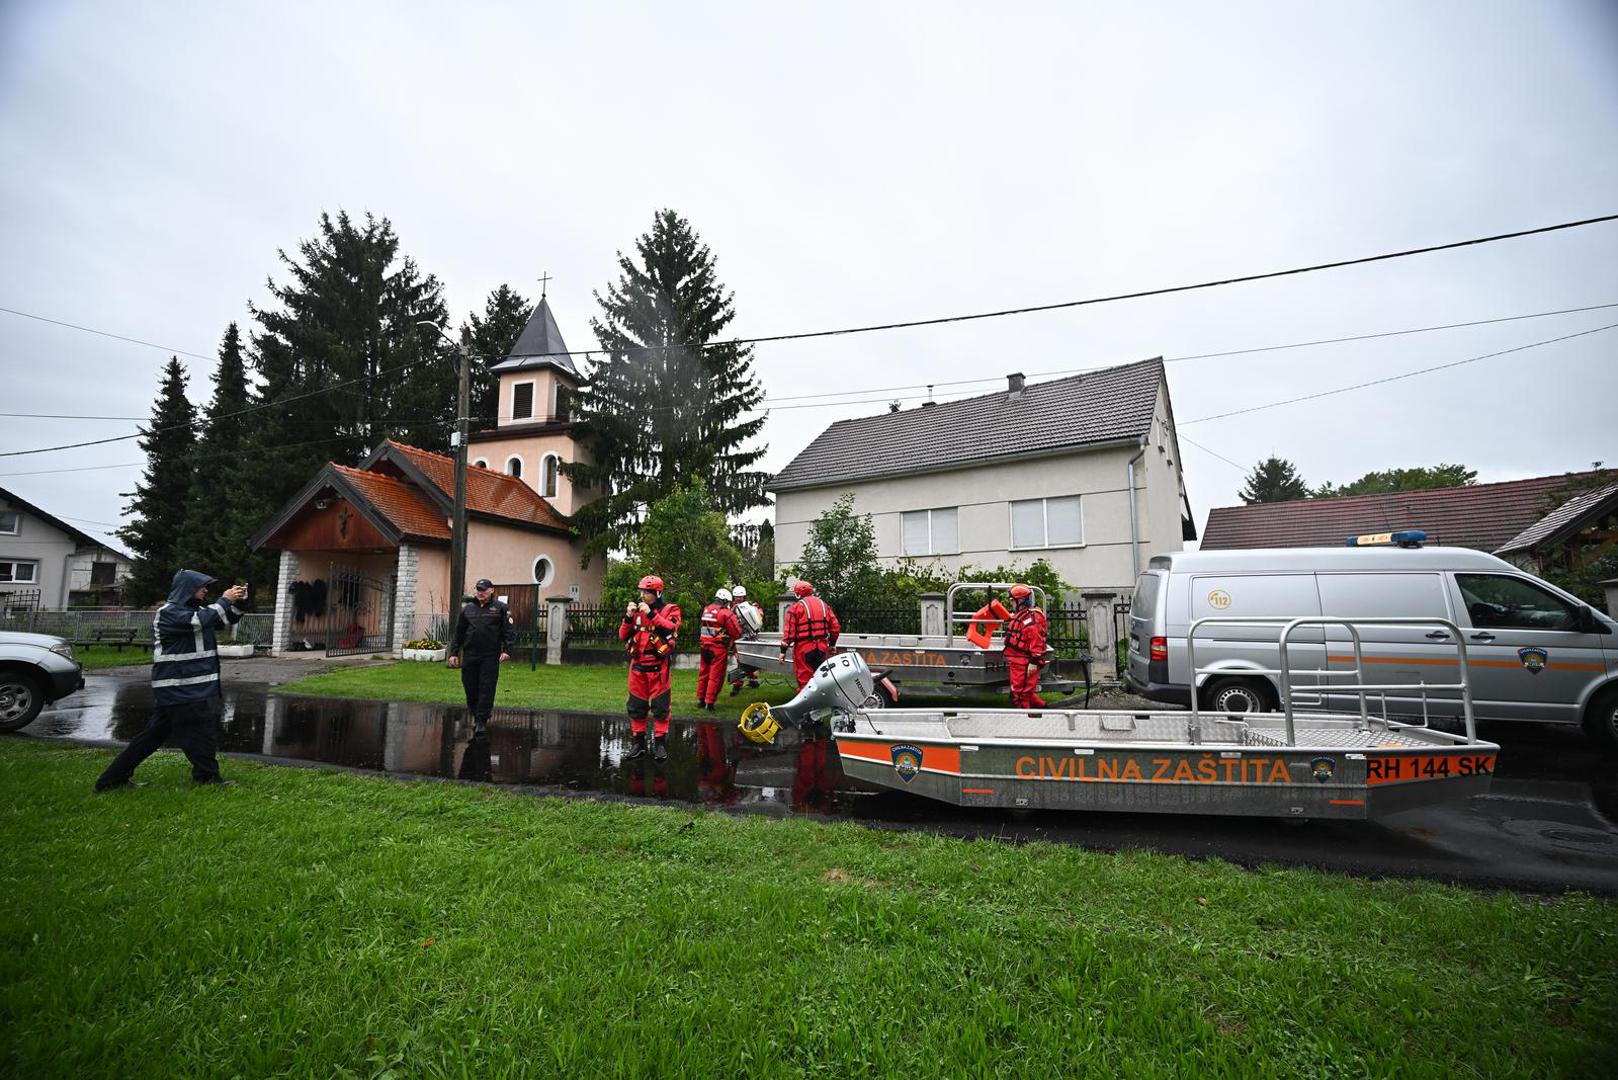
[920,384,936,408]
[1007,372,1025,400]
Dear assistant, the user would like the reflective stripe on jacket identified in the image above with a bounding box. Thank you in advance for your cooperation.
[151,569,241,707]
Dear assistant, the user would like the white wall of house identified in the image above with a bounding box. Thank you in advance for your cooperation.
[774,434,1186,594]
[1,500,77,606]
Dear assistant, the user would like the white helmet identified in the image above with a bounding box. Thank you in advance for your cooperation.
[731,585,747,599]
[715,587,733,602]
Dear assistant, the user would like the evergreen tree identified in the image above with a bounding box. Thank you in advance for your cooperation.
[1238,456,1311,504]
[176,324,269,592]
[459,284,532,426]
[118,358,197,605]
[565,209,769,559]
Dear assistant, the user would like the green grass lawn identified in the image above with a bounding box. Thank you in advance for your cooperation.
[3,739,1616,1078]
[72,645,154,670]
[275,660,1021,719]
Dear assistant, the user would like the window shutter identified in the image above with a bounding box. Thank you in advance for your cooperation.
[513,383,534,420]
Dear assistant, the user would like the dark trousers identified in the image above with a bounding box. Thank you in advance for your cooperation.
[96,700,222,789]
[461,655,500,722]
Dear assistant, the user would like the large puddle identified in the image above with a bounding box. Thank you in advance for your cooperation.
[29,677,936,817]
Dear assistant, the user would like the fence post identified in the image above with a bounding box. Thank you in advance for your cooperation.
[777,593,795,633]
[545,596,571,666]
[271,549,298,656]
[1082,590,1119,682]
[919,593,946,637]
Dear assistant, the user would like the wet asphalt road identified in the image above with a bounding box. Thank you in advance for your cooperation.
[23,672,1618,895]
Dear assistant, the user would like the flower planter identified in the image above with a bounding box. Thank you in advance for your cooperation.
[402,647,447,662]
[216,644,256,658]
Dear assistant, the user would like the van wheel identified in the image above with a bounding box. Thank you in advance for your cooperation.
[1200,677,1272,715]
[1583,686,1618,753]
[864,681,897,710]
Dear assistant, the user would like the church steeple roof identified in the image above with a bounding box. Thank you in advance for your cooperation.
[487,297,580,379]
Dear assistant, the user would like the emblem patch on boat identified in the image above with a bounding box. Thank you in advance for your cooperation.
[1310,756,1335,783]
[1518,647,1547,675]
[891,744,923,784]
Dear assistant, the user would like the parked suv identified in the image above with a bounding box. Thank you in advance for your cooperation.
[0,631,86,732]
[1123,544,1618,749]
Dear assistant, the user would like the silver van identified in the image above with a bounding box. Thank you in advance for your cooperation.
[1123,544,1618,748]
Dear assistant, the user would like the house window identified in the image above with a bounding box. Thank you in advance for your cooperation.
[472,458,488,469]
[1011,496,1083,549]
[512,382,535,421]
[0,511,18,534]
[0,560,38,583]
[533,556,554,587]
[91,561,117,586]
[902,507,959,556]
[540,454,560,498]
[506,456,523,479]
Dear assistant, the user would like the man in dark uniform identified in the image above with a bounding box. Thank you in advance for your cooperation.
[447,577,515,735]
[95,569,246,791]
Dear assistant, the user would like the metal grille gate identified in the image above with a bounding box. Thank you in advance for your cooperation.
[320,564,392,657]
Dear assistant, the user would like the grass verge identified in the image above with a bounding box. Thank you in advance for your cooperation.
[274,660,1020,719]
[3,738,1616,1078]
[73,646,154,671]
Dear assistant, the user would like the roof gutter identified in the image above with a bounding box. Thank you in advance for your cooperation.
[1127,436,1147,580]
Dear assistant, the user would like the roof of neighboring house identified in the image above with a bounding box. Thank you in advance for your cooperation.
[1200,470,1614,552]
[769,358,1167,492]
[1496,478,1618,554]
[329,466,451,541]
[486,297,581,379]
[0,485,130,558]
[377,441,570,531]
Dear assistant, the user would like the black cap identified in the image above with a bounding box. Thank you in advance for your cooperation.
[475,578,494,590]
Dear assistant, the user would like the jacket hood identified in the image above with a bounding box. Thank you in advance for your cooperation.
[168,569,217,605]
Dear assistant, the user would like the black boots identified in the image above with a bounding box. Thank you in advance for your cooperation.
[628,733,648,759]
[652,735,668,762]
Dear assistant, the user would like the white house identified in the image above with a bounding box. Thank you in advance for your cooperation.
[769,358,1195,594]
[0,486,132,609]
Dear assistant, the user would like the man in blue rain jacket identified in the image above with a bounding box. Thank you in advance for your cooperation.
[95,569,247,791]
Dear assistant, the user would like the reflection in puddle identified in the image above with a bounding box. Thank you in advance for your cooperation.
[32,677,888,816]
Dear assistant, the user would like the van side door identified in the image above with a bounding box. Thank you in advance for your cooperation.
[1178,573,1324,701]
[1314,572,1461,721]
[1448,572,1610,723]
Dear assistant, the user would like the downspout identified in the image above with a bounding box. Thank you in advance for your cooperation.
[1126,436,1147,581]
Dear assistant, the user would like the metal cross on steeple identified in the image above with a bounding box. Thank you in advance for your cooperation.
[536,271,551,300]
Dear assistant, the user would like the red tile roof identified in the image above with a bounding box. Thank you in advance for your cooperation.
[332,466,450,540]
[381,440,569,531]
[1201,471,1610,553]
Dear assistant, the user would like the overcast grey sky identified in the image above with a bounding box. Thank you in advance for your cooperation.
[2,0,1615,553]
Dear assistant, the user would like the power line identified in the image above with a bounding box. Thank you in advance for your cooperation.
[0,306,215,361]
[1182,320,1618,426]
[0,434,373,479]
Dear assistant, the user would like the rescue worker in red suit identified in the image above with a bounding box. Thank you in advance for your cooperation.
[1004,583,1049,709]
[780,580,841,690]
[696,587,744,711]
[694,721,739,805]
[620,574,681,761]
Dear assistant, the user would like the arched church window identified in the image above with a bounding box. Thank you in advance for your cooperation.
[506,456,522,479]
[541,454,560,499]
[472,459,487,469]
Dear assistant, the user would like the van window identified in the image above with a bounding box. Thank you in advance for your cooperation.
[1456,574,1579,631]
[1189,575,1318,620]
[1317,573,1449,619]
[1132,573,1161,619]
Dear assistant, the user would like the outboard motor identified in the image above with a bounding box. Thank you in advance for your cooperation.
[738,651,875,745]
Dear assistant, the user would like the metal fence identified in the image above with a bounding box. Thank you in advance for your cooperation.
[0,606,273,648]
[837,603,920,636]
[1046,603,1091,660]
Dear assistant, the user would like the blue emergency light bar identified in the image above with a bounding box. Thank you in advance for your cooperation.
[1346,530,1427,548]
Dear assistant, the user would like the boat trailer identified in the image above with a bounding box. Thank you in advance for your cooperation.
[738,617,1499,820]
[732,582,1084,701]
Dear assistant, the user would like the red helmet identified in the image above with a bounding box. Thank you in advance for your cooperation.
[792,580,815,597]
[638,574,665,592]
[1009,583,1033,600]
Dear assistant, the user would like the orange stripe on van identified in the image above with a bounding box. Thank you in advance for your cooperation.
[1326,654,1606,672]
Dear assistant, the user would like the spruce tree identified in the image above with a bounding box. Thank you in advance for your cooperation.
[118,358,198,605]
[1238,456,1311,504]
[565,209,769,560]
[459,284,532,426]
[176,324,266,590]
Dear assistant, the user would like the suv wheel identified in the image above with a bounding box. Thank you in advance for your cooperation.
[0,670,45,732]
[1584,686,1618,754]
[1200,676,1272,715]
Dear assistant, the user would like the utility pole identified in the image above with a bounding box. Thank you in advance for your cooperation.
[418,321,470,605]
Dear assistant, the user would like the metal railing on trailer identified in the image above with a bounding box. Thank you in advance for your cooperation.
[1186,616,1483,747]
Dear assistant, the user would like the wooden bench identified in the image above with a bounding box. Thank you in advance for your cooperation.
[73,629,151,651]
